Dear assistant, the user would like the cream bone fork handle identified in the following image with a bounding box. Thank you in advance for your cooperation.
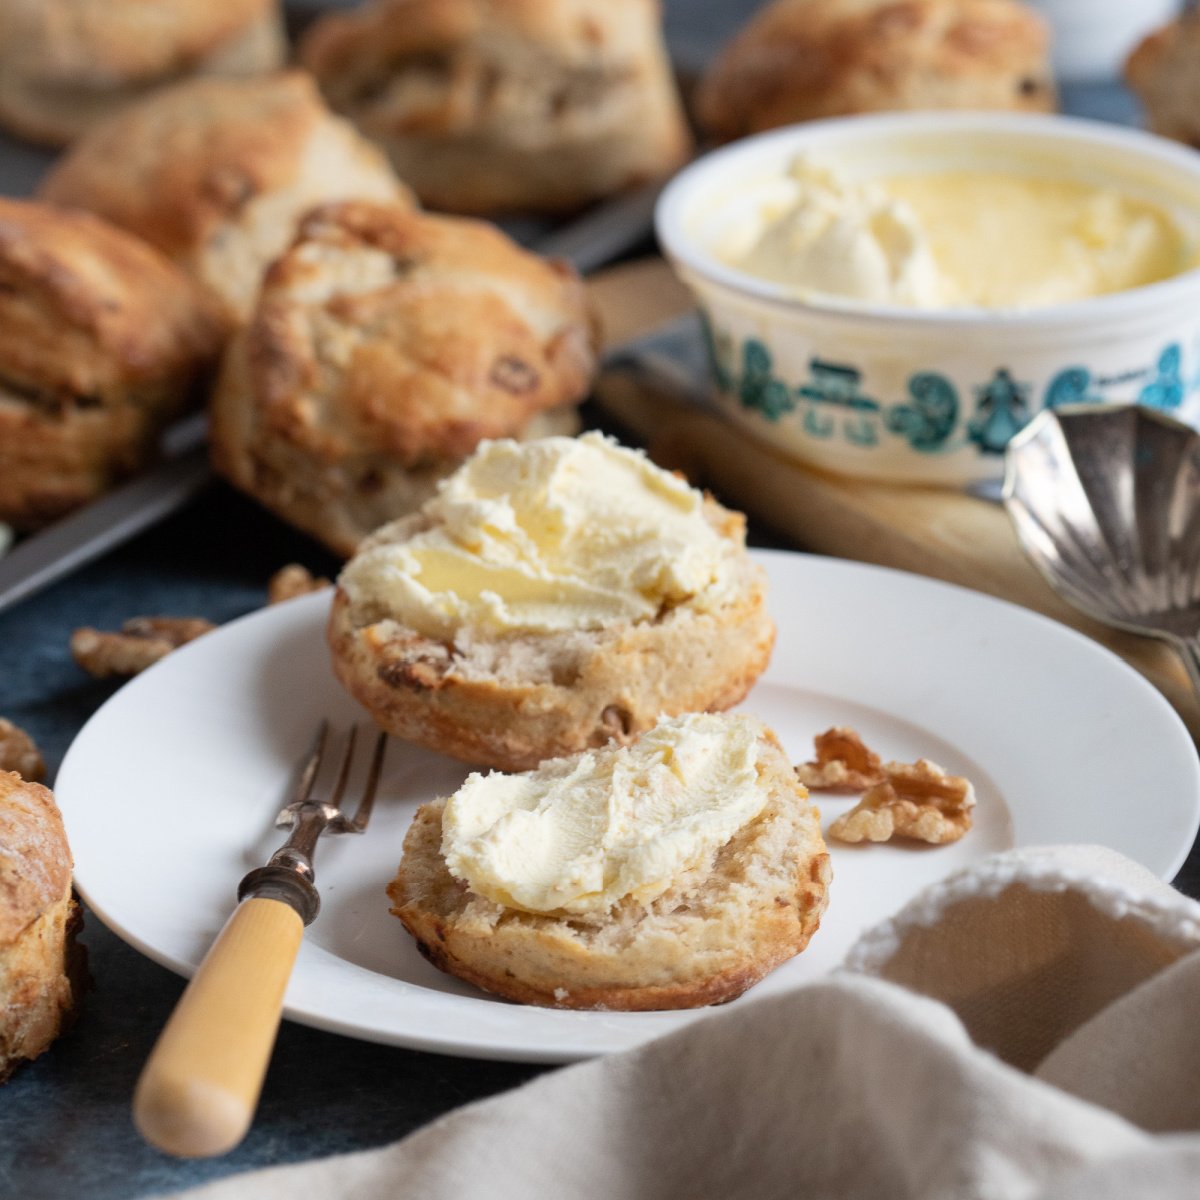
[133,722,387,1159]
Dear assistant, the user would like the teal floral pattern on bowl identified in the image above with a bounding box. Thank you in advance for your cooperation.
[700,310,1193,461]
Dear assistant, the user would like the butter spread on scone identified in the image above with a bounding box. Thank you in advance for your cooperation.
[388,715,830,1010]
[328,434,775,772]
[720,155,1193,309]
[339,433,740,639]
[442,712,766,914]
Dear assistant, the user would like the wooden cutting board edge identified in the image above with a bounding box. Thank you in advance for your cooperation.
[586,258,1200,742]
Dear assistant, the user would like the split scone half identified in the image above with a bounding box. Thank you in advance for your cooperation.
[388,713,831,1010]
[329,433,776,771]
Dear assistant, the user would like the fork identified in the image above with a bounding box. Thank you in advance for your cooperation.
[132,722,387,1159]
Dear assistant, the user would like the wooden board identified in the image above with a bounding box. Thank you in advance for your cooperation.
[586,259,1200,742]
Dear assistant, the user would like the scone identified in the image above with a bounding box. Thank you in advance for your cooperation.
[329,433,776,771]
[1126,13,1200,148]
[38,72,411,324]
[389,713,831,1010]
[1,772,87,1081]
[0,199,223,531]
[210,200,598,557]
[696,0,1056,141]
[297,0,692,214]
[0,0,286,147]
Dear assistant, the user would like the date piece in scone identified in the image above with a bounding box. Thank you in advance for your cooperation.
[38,72,410,324]
[211,201,597,558]
[298,0,692,215]
[0,199,223,531]
[0,0,286,147]
[329,433,776,771]
[1126,13,1200,149]
[0,771,87,1082]
[389,713,831,1010]
[696,0,1055,142]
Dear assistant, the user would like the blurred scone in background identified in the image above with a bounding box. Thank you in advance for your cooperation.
[298,0,693,213]
[210,200,598,557]
[1126,9,1200,149]
[696,0,1056,141]
[0,199,222,531]
[37,72,411,325]
[0,0,286,147]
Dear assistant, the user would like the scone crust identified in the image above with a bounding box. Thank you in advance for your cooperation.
[388,732,831,1010]
[1126,14,1200,148]
[696,0,1055,141]
[0,0,285,146]
[0,199,223,529]
[210,201,598,556]
[298,0,692,213]
[0,772,87,1080]
[38,72,408,321]
[328,500,776,771]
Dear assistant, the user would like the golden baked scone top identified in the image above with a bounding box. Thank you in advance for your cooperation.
[38,72,409,319]
[0,198,222,396]
[0,0,280,84]
[298,0,692,213]
[697,0,1055,141]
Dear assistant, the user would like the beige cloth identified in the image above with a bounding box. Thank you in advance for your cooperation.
[166,845,1200,1199]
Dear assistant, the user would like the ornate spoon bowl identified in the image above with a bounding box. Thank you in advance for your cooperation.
[1004,404,1200,698]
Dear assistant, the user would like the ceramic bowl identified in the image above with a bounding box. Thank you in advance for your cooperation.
[654,112,1200,488]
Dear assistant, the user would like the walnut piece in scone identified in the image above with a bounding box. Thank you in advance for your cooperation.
[0,720,44,783]
[267,564,331,605]
[795,726,885,793]
[71,617,215,678]
[828,759,975,845]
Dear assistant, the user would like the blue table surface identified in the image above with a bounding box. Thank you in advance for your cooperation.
[0,4,1192,1197]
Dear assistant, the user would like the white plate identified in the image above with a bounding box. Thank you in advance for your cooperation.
[55,551,1200,1063]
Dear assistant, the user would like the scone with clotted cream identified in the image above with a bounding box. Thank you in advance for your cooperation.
[328,433,775,771]
[389,712,831,1010]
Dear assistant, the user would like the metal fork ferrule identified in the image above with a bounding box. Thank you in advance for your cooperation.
[238,864,321,926]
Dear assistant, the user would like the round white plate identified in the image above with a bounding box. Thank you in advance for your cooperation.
[56,551,1200,1062]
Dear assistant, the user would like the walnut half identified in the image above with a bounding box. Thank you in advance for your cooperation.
[71,617,216,678]
[0,718,45,781]
[828,759,976,846]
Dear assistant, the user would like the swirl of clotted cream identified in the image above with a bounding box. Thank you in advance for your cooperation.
[441,712,768,915]
[339,433,742,638]
[719,156,945,307]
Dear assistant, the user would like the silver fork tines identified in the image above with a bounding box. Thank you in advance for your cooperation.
[238,723,387,925]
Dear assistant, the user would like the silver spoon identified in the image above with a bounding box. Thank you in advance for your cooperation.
[1004,404,1200,700]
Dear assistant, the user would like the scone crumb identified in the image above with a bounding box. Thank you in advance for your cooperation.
[268,564,330,605]
[71,617,216,678]
[828,759,975,846]
[795,727,885,793]
[0,718,45,782]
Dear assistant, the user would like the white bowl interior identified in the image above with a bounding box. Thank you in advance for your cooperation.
[663,116,1200,315]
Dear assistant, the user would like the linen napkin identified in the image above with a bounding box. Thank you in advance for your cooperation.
[164,844,1200,1200]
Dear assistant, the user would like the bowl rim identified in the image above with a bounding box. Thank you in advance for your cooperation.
[655,111,1200,329]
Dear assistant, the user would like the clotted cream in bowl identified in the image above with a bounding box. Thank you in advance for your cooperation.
[655,112,1200,487]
